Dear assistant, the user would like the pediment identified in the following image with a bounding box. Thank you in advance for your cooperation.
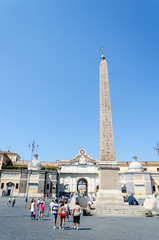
[69,149,96,165]
[56,149,98,168]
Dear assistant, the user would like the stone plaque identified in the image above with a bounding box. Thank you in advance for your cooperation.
[30,174,38,180]
[2,173,20,180]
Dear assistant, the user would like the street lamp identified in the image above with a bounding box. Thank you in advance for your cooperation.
[25,169,32,202]
[57,164,61,197]
[25,140,38,202]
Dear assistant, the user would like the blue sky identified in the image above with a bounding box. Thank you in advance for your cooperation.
[0,0,159,162]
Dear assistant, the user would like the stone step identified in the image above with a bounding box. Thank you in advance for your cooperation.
[89,205,149,217]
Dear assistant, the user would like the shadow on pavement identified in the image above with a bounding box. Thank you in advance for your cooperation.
[64,227,91,231]
[79,228,91,231]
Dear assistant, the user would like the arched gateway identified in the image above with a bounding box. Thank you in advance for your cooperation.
[57,149,99,196]
[6,182,14,196]
[77,178,87,195]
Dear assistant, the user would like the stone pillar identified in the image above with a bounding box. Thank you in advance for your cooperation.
[19,170,28,197]
[96,52,123,205]
[144,173,152,195]
[38,171,45,196]
[126,173,134,194]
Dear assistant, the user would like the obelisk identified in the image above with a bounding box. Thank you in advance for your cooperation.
[96,49,123,205]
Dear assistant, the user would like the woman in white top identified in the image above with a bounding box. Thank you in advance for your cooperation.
[30,200,36,220]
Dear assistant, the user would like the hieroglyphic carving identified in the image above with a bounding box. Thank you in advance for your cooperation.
[100,59,115,161]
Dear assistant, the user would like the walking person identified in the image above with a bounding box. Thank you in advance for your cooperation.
[49,200,54,215]
[39,201,45,220]
[37,198,40,212]
[12,197,16,207]
[52,199,59,230]
[30,199,36,220]
[72,201,81,230]
[59,202,67,231]
[64,200,70,222]
[7,196,11,207]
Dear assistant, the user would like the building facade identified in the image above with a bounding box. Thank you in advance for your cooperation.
[1,149,159,198]
[0,151,57,198]
[119,155,159,196]
[57,149,99,196]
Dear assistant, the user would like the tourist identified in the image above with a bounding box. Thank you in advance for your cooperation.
[30,199,34,219]
[49,200,54,215]
[72,201,81,230]
[59,202,67,230]
[31,199,36,220]
[37,198,40,211]
[52,199,59,230]
[39,201,45,220]
[7,196,12,207]
[64,200,70,222]
[87,200,92,210]
[33,200,36,219]
[12,197,16,207]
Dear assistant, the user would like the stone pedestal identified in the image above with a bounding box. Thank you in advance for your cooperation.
[96,161,123,205]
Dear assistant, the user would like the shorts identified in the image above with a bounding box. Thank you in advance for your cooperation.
[53,214,58,219]
[40,210,44,213]
[73,215,80,224]
[60,213,66,219]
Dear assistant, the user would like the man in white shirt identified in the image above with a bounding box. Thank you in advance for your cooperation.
[49,200,54,215]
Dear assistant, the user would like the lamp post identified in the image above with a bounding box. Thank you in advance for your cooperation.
[57,164,61,197]
[25,140,38,202]
[25,169,32,202]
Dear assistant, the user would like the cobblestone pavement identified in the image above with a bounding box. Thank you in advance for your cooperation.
[0,198,159,240]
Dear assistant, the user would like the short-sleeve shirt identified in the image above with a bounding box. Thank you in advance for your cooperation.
[39,204,45,212]
[73,205,81,216]
[50,202,54,212]
[52,203,59,215]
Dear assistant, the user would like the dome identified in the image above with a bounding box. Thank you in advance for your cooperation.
[128,155,144,172]
[28,152,42,170]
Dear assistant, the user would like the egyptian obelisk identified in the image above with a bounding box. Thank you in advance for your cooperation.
[96,49,123,206]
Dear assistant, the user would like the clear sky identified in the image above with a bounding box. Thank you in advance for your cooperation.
[0,0,159,163]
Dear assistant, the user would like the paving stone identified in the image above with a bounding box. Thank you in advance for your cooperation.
[0,198,159,240]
